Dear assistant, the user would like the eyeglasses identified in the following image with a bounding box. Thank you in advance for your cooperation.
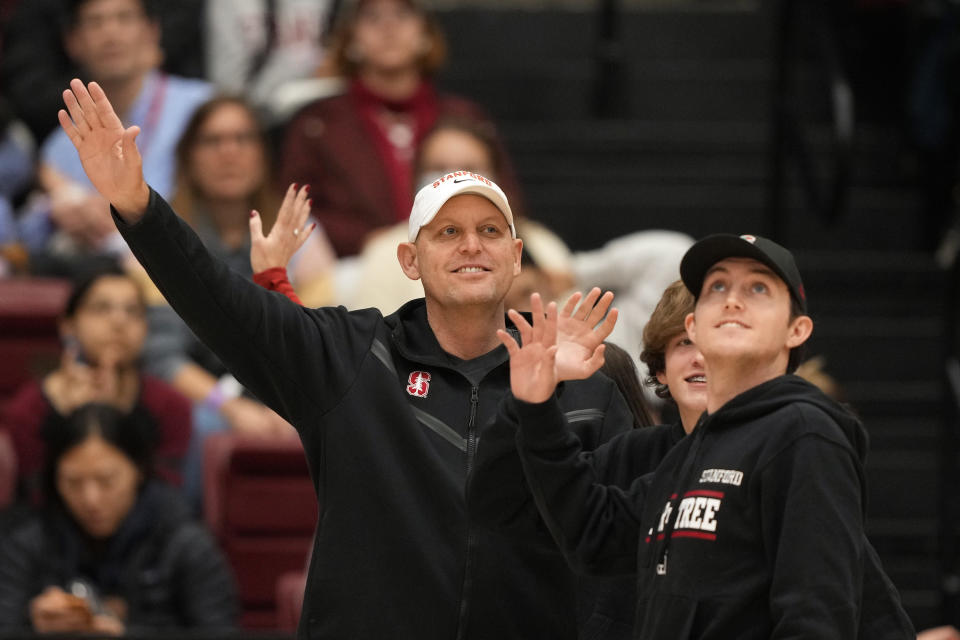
[78,300,146,320]
[74,9,147,31]
[194,131,261,150]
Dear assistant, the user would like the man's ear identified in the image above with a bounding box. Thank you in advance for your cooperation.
[397,242,421,281]
[512,238,523,277]
[786,314,813,349]
[683,311,696,343]
[655,370,668,387]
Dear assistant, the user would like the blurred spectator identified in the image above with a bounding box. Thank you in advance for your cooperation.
[0,265,191,504]
[0,403,237,634]
[17,0,211,274]
[130,96,304,507]
[0,0,204,144]
[501,219,575,313]
[279,0,520,257]
[794,354,843,400]
[205,0,337,126]
[571,229,693,394]
[0,97,35,275]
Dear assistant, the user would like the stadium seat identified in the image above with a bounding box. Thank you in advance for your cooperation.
[203,431,317,629]
[0,429,17,509]
[0,278,70,405]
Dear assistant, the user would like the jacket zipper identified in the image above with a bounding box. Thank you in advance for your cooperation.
[455,386,480,640]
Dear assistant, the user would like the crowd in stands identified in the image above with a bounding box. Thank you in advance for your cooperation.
[0,0,958,637]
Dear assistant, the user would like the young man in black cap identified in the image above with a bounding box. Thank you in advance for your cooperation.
[483,233,914,639]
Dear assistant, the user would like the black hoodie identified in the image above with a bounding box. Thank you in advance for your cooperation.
[507,374,914,640]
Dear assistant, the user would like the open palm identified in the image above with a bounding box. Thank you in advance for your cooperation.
[249,183,314,273]
[498,294,562,403]
[58,79,149,218]
[555,288,617,381]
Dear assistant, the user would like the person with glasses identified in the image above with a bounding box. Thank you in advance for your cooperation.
[1,266,191,505]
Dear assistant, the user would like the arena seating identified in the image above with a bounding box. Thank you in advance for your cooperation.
[203,432,317,630]
[0,277,70,405]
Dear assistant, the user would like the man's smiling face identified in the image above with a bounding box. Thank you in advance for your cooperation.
[399,194,522,311]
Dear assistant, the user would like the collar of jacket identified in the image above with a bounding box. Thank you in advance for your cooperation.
[384,298,522,370]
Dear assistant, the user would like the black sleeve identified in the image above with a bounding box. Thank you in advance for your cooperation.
[857,540,915,640]
[759,420,863,639]
[467,378,638,545]
[513,396,651,576]
[586,423,683,488]
[0,520,45,631]
[113,189,381,436]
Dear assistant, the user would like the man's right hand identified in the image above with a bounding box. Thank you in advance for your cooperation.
[58,79,150,221]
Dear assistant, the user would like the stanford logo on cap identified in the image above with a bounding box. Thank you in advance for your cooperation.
[406,371,431,398]
[740,234,757,243]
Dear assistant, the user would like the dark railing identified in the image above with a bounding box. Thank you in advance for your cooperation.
[592,0,627,118]
[766,0,855,243]
[940,251,960,624]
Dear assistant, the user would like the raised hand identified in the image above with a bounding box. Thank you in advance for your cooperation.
[497,293,562,404]
[249,183,315,273]
[555,288,617,381]
[57,79,149,219]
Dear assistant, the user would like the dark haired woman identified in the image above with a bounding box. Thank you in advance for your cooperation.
[0,404,237,635]
[1,266,190,504]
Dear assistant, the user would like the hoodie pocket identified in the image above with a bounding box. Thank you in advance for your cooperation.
[635,592,698,639]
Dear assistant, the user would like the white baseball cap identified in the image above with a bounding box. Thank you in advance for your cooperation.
[407,171,515,242]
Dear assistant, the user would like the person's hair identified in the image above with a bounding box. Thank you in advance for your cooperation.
[170,95,279,231]
[66,0,156,27]
[601,342,655,429]
[326,0,447,77]
[413,117,503,183]
[41,403,156,507]
[63,264,145,319]
[640,280,695,400]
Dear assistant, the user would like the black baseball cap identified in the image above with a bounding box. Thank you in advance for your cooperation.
[679,234,807,314]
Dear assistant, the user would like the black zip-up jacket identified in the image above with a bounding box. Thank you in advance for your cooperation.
[0,482,237,632]
[505,374,915,639]
[112,189,633,640]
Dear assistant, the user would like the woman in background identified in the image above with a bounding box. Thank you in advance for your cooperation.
[0,404,236,635]
[138,96,333,443]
